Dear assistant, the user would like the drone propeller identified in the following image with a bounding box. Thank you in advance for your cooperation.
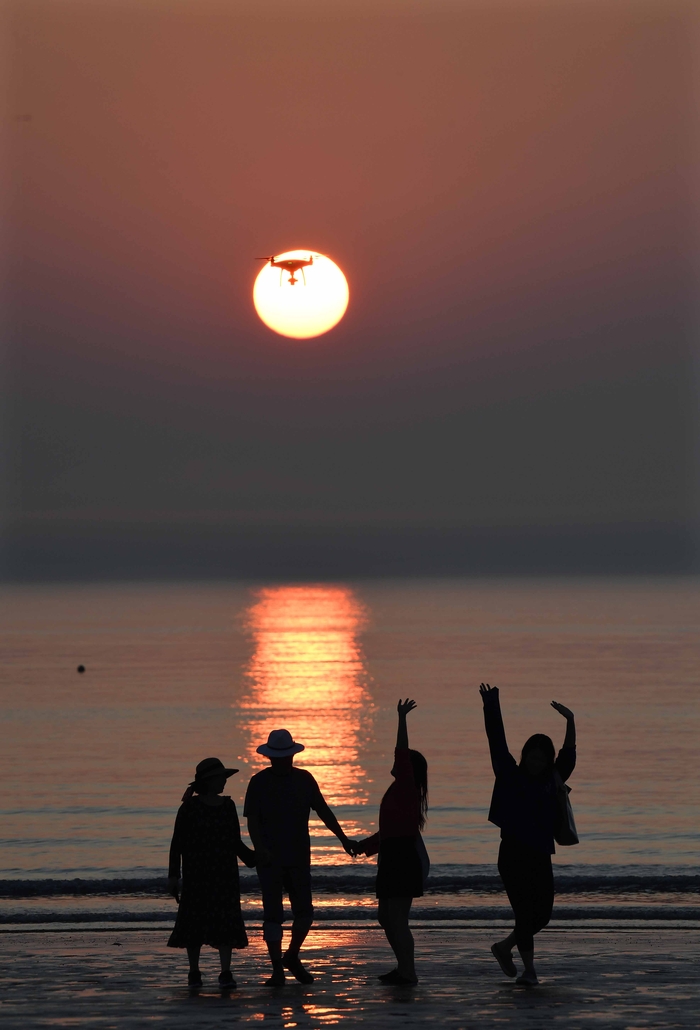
[255,255,275,262]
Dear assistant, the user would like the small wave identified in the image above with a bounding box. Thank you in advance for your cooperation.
[1,865,698,899]
[1,905,699,925]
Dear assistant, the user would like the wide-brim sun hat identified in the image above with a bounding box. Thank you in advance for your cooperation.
[256,728,305,758]
[190,757,239,785]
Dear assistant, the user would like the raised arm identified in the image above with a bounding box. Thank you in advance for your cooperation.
[479,683,516,777]
[396,698,416,749]
[551,701,576,748]
[551,701,576,780]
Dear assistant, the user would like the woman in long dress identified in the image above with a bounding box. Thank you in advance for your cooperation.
[480,683,576,985]
[354,699,429,986]
[167,757,257,990]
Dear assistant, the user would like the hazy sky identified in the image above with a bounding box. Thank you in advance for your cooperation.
[7,0,698,576]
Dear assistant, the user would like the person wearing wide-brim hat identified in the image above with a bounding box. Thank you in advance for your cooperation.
[167,757,257,990]
[244,729,358,986]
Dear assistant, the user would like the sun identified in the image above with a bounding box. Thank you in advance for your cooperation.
[253,250,349,339]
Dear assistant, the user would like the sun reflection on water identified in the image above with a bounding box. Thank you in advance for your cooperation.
[239,585,375,816]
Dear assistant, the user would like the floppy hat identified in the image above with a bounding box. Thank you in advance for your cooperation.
[256,728,305,758]
[191,757,239,785]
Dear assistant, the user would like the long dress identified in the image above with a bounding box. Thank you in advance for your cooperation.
[167,795,255,949]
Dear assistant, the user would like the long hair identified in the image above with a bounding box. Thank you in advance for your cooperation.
[409,749,429,831]
[519,733,555,772]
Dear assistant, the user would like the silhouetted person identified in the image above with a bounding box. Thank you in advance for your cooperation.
[479,683,576,985]
[244,728,357,986]
[354,699,429,986]
[167,757,256,990]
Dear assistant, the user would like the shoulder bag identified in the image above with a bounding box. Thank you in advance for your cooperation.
[553,770,579,846]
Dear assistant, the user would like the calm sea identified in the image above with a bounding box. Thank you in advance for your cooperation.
[1,577,698,926]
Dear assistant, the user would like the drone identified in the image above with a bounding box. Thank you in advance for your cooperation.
[256,254,314,286]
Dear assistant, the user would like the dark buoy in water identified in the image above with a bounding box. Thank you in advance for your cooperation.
[77,665,85,673]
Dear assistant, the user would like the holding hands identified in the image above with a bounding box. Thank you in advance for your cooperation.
[346,699,421,861]
[342,836,361,857]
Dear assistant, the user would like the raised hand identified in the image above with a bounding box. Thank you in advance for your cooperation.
[551,701,574,720]
[397,698,417,717]
[479,682,499,703]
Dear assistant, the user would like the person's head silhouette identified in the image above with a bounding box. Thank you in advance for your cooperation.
[256,729,305,775]
[519,734,555,778]
[182,757,238,801]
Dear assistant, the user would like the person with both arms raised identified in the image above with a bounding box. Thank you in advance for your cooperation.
[479,683,576,985]
[244,728,358,986]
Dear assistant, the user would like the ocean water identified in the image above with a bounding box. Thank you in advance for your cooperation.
[1,577,698,925]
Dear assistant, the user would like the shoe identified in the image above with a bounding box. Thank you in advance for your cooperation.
[491,943,517,978]
[516,972,539,986]
[282,954,314,984]
[187,969,203,989]
[378,968,399,982]
[218,970,237,990]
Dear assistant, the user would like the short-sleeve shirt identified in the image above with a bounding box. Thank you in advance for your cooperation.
[244,767,324,867]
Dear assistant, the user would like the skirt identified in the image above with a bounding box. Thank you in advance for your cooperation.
[376,835,424,900]
[167,877,249,950]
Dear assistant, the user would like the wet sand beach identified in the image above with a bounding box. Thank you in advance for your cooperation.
[1,927,698,1029]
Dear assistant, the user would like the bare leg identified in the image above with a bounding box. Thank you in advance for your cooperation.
[378,898,416,980]
[186,944,201,973]
[266,938,285,985]
[286,924,309,960]
[517,947,538,982]
[283,921,315,983]
[218,945,232,973]
[186,944,203,987]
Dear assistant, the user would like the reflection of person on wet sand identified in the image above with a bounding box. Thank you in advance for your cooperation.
[167,757,257,990]
[244,728,358,986]
[479,683,577,985]
[353,699,429,986]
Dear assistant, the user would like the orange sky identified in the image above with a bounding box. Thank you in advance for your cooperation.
[6,0,699,575]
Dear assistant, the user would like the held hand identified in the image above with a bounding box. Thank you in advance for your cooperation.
[479,682,499,704]
[350,838,368,857]
[245,851,258,869]
[255,845,273,867]
[551,701,574,720]
[167,876,180,900]
[343,838,360,857]
[397,698,417,718]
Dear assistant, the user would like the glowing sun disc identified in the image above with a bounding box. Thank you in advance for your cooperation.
[253,250,349,339]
